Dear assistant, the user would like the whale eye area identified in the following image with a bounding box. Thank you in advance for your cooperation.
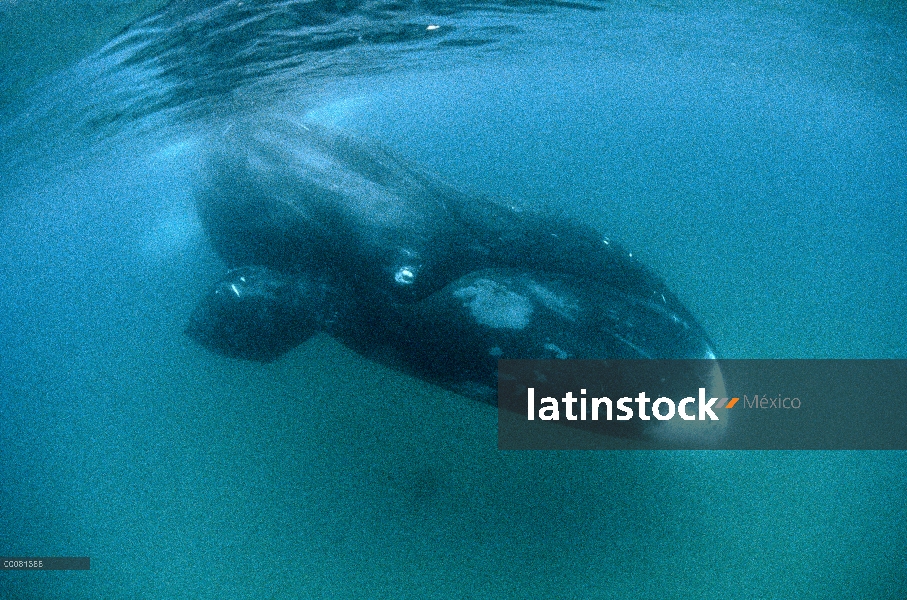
[394,266,416,285]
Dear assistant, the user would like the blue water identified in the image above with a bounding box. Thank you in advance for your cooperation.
[1,1,906,598]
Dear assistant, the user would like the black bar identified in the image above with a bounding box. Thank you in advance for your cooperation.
[0,557,90,570]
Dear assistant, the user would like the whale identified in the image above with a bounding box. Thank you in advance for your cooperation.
[186,117,717,407]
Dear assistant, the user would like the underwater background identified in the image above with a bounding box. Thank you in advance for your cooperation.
[1,0,905,597]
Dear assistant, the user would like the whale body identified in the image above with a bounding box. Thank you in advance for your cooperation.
[187,118,717,407]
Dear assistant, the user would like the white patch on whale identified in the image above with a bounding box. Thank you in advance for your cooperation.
[453,278,533,330]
